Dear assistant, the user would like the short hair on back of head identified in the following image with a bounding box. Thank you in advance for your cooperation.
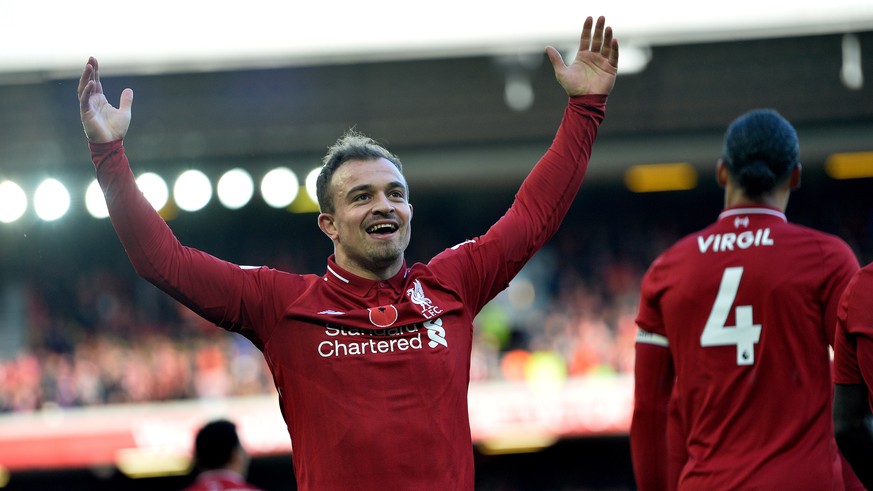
[194,419,240,470]
[721,109,800,200]
[316,129,404,214]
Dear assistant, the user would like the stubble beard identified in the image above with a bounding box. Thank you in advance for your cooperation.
[363,228,410,271]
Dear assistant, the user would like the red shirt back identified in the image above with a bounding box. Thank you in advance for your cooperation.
[834,264,873,403]
[636,207,858,490]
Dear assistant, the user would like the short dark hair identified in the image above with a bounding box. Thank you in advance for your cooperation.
[194,419,240,470]
[721,109,799,200]
[316,129,404,214]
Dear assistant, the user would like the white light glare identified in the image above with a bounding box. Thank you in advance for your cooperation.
[261,167,299,209]
[217,168,255,210]
[305,168,321,206]
[504,74,534,112]
[841,33,864,90]
[0,181,27,223]
[136,173,169,211]
[85,179,109,218]
[34,178,71,222]
[174,169,213,212]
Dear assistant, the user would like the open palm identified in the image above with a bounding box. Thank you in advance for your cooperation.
[546,16,619,97]
[77,57,133,143]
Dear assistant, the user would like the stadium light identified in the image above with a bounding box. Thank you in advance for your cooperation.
[217,168,255,210]
[261,167,299,209]
[0,180,27,223]
[173,169,212,212]
[33,178,70,222]
[305,167,320,205]
[85,179,109,219]
[624,162,698,193]
[825,151,873,179]
[136,173,169,211]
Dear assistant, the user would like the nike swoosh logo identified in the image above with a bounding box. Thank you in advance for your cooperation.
[318,310,346,315]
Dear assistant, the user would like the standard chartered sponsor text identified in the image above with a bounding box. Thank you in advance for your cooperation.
[318,324,424,358]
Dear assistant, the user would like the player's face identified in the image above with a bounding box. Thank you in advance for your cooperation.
[318,158,412,279]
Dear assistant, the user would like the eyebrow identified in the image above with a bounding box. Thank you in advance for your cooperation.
[345,181,408,199]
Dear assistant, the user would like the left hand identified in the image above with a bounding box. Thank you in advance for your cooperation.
[546,16,619,97]
[77,57,133,143]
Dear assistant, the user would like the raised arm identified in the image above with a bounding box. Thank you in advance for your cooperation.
[429,18,618,312]
[78,57,133,143]
[546,16,619,96]
[75,57,269,341]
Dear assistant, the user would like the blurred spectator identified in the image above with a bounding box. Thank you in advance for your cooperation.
[184,419,263,491]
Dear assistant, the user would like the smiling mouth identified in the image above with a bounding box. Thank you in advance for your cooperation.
[366,223,398,235]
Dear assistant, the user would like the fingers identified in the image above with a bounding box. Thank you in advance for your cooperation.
[76,59,94,100]
[92,57,103,95]
[589,16,605,53]
[579,16,594,53]
[119,88,134,113]
[77,57,102,107]
[605,29,619,68]
[580,16,611,56]
[545,46,565,71]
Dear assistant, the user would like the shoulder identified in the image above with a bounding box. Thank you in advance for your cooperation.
[245,265,320,283]
[645,229,705,272]
[844,264,873,304]
[783,222,853,250]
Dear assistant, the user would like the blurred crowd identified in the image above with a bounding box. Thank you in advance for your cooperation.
[0,222,651,414]
[2,177,868,414]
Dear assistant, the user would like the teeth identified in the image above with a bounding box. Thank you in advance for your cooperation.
[367,224,397,234]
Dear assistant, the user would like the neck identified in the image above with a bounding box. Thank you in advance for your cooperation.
[724,187,789,212]
[335,254,404,281]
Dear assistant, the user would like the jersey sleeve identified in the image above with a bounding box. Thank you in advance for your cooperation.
[635,254,670,338]
[835,267,873,395]
[817,237,860,347]
[89,140,281,345]
[630,341,675,491]
[631,251,681,490]
[427,95,606,313]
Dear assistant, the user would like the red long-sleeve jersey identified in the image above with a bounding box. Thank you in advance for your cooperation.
[834,263,873,400]
[633,207,859,490]
[90,95,606,491]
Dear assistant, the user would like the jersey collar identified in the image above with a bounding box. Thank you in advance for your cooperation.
[324,255,409,296]
[718,205,787,223]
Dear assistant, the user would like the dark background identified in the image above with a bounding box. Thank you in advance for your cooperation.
[4,437,635,491]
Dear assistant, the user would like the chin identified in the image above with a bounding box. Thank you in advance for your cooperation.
[368,247,403,266]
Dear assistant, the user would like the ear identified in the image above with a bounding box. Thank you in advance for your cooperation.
[789,163,802,190]
[228,445,251,475]
[318,213,338,241]
[715,159,729,188]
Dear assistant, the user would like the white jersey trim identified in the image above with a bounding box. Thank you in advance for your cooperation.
[718,207,787,222]
[326,265,350,283]
[636,328,669,347]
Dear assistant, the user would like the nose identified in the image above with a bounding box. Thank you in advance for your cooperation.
[371,192,395,215]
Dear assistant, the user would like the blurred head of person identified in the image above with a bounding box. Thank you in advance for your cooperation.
[194,419,250,475]
[718,109,801,209]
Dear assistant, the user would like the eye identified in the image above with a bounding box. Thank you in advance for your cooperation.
[352,193,371,202]
[389,190,405,200]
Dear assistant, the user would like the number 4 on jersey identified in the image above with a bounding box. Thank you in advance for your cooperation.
[700,267,762,366]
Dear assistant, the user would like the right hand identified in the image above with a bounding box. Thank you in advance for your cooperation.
[545,16,619,97]
[77,57,133,143]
